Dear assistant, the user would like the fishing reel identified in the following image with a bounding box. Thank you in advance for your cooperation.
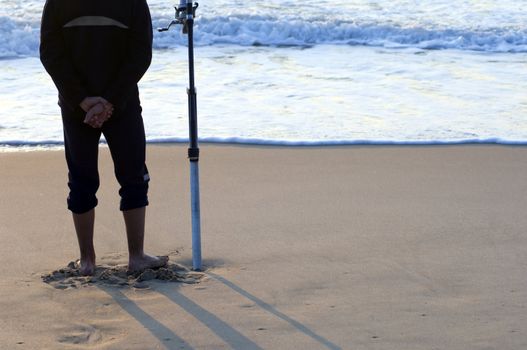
[158,0,199,34]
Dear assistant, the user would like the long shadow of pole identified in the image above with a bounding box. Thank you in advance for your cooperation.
[156,285,264,350]
[97,274,341,349]
[98,285,194,350]
[208,272,342,350]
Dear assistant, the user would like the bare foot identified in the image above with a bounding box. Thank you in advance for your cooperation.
[128,254,168,273]
[77,258,96,276]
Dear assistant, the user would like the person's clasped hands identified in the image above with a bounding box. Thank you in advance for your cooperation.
[80,97,114,128]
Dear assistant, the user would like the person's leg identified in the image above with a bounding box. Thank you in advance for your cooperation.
[73,209,96,275]
[103,101,167,272]
[62,107,102,275]
[123,206,168,272]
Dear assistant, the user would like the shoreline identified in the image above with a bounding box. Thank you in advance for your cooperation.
[1,139,527,153]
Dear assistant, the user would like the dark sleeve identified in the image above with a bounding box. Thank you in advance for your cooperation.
[103,0,153,110]
[39,0,87,110]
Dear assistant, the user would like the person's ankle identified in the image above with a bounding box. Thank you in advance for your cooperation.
[78,254,96,275]
[80,251,96,262]
[128,250,144,261]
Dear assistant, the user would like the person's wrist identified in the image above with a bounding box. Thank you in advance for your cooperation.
[79,98,90,112]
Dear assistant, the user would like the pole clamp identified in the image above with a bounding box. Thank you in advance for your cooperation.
[188,147,200,161]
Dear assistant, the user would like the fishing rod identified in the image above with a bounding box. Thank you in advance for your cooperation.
[158,0,202,271]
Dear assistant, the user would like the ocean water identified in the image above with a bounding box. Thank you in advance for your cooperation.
[0,0,526,148]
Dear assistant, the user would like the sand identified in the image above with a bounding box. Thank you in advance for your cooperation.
[41,255,203,290]
[1,144,526,349]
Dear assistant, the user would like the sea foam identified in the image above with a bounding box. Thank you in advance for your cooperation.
[155,15,527,52]
[1,14,526,59]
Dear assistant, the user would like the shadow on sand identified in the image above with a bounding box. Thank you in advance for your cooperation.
[99,284,195,349]
[207,272,342,350]
[95,267,341,349]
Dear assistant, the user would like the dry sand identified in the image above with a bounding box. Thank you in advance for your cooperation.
[0,144,526,349]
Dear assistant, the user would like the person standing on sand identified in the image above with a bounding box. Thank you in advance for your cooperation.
[40,0,167,275]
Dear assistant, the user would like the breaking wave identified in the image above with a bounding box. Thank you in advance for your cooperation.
[2,14,526,58]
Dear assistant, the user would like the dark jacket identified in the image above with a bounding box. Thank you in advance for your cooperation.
[40,0,153,112]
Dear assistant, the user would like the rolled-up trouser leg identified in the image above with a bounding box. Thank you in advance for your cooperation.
[62,108,102,214]
[103,102,149,211]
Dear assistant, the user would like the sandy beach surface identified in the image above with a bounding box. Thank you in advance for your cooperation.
[1,144,526,350]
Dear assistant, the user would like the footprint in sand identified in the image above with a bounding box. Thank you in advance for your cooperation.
[57,323,123,347]
[57,324,102,345]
